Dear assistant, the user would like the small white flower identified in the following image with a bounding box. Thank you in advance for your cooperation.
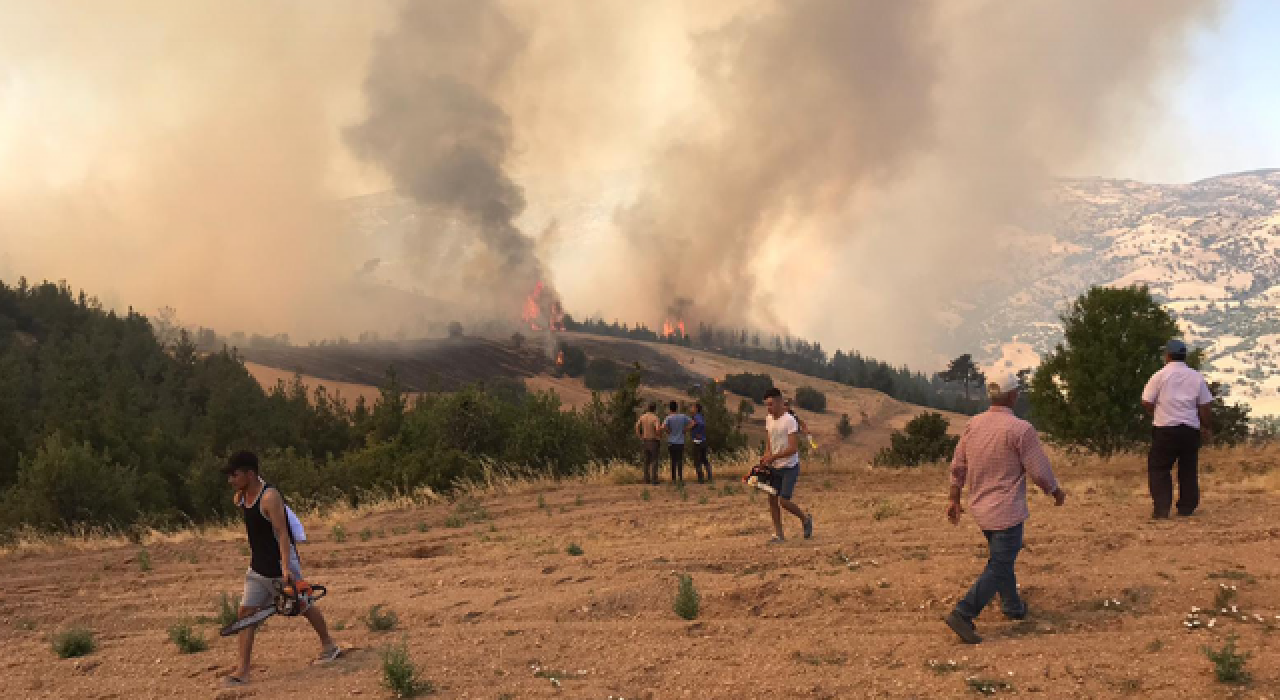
[1209,619,1217,628]
[1191,606,1199,613]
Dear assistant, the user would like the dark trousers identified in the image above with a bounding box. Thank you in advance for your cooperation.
[1148,425,1201,517]
[642,439,661,484]
[691,441,712,482]
[954,523,1025,622]
[668,443,685,483]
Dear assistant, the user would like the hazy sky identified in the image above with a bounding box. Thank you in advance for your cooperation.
[1111,0,1280,183]
[0,0,1276,364]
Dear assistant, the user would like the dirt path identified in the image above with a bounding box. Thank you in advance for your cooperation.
[3,449,1279,698]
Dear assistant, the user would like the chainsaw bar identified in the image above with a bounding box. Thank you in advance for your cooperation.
[219,581,327,637]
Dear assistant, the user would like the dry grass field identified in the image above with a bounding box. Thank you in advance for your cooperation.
[2,445,1279,699]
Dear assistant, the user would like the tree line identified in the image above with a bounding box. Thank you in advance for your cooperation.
[563,315,986,414]
[0,279,746,535]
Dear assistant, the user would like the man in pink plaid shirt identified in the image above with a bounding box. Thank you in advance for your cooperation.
[944,371,1067,644]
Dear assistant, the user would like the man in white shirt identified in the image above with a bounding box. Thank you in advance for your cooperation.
[1141,339,1213,518]
[760,388,813,542]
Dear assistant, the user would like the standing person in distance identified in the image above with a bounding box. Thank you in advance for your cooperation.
[944,372,1065,645]
[222,451,341,687]
[761,388,813,543]
[1142,338,1213,518]
[661,400,692,485]
[690,402,713,483]
[635,402,663,485]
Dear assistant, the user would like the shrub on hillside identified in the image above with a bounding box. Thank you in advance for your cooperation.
[723,372,775,404]
[2,434,140,530]
[557,343,588,378]
[583,358,623,391]
[795,387,827,412]
[872,412,958,467]
[837,413,854,440]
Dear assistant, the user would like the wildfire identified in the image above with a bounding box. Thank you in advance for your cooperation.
[521,281,565,332]
[555,351,565,366]
[662,319,687,338]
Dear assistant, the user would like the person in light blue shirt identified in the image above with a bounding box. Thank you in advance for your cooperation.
[661,401,692,485]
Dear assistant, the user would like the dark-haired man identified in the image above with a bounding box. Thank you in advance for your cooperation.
[662,400,692,485]
[690,402,712,483]
[222,451,340,687]
[635,403,662,484]
[1142,338,1213,518]
[761,388,813,542]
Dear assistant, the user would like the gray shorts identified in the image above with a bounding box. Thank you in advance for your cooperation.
[242,551,303,609]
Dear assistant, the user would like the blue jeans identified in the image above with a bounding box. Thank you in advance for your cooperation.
[954,522,1025,621]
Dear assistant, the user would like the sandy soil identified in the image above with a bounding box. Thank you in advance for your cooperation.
[3,447,1280,699]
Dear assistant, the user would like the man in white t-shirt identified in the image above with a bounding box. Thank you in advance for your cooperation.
[1141,339,1213,518]
[760,388,813,543]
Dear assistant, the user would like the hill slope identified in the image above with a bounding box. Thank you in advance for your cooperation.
[964,170,1280,413]
[3,448,1279,697]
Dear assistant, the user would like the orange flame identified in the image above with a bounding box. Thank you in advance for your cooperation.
[522,281,564,332]
[555,351,564,366]
[661,318,686,338]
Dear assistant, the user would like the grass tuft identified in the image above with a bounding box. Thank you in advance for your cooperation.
[382,639,433,697]
[566,542,584,556]
[1204,634,1251,685]
[673,574,700,620]
[167,619,208,654]
[366,603,399,632]
[52,627,96,659]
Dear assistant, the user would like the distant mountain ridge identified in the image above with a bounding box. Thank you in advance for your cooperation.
[968,169,1280,414]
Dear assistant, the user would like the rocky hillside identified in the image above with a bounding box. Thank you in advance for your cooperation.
[958,169,1280,414]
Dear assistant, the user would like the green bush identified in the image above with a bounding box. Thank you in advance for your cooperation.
[583,358,624,391]
[1204,635,1251,684]
[382,639,432,697]
[837,414,854,440]
[872,412,958,467]
[168,620,208,654]
[366,604,399,632]
[673,574,700,620]
[722,373,775,404]
[2,434,140,530]
[566,542,584,556]
[215,592,241,628]
[52,627,96,658]
[795,387,827,413]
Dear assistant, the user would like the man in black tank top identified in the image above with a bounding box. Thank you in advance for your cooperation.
[222,451,340,687]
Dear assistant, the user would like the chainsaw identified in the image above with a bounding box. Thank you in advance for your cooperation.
[743,464,777,495]
[220,579,327,636]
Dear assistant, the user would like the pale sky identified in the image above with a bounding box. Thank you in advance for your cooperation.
[1115,0,1280,183]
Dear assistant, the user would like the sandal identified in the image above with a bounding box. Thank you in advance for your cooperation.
[314,645,343,664]
[767,535,785,545]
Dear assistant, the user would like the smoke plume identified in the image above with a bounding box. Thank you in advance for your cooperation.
[607,0,1223,365]
[345,0,551,322]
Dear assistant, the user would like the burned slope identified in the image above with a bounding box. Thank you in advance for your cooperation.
[239,337,548,392]
[241,333,706,393]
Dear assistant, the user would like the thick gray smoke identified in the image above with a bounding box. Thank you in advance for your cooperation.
[346,0,551,322]
[607,0,1223,365]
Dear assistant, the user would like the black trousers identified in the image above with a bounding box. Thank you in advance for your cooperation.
[668,443,685,483]
[691,441,712,482]
[1148,425,1201,517]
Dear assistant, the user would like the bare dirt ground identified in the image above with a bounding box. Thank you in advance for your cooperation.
[3,447,1280,699]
